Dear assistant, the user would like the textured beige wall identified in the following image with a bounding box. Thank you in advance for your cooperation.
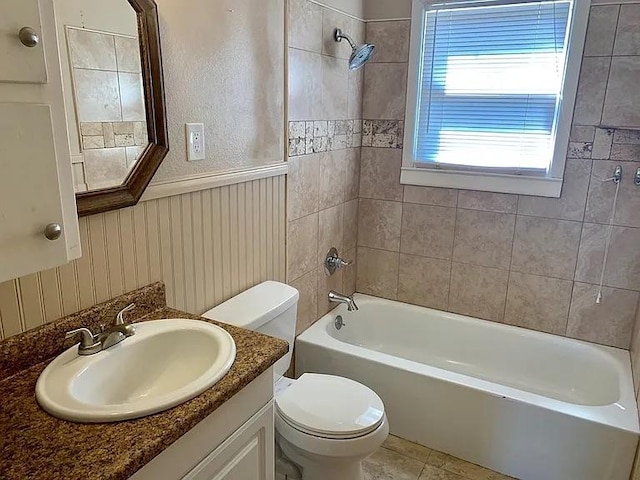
[0,176,286,339]
[364,0,411,20]
[357,6,640,349]
[152,0,285,181]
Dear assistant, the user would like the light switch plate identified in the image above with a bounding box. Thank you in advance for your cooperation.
[186,123,205,161]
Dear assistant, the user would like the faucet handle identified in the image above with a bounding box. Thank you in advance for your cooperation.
[66,328,98,348]
[115,303,135,325]
[324,248,353,276]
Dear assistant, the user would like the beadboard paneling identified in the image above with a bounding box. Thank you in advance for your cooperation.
[0,175,286,339]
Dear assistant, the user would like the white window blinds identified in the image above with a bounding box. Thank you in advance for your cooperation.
[414,0,573,173]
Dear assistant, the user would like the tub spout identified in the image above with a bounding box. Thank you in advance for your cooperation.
[328,291,359,311]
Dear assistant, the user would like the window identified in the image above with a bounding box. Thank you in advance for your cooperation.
[402,0,590,197]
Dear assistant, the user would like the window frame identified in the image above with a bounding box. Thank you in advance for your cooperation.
[401,0,590,198]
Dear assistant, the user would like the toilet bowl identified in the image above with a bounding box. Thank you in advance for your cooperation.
[202,281,388,480]
[275,373,388,480]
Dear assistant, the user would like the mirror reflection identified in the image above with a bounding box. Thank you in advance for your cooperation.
[58,0,148,192]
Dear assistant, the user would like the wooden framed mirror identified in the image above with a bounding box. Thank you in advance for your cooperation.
[62,0,168,217]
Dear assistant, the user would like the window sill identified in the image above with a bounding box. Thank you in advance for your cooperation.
[400,167,562,198]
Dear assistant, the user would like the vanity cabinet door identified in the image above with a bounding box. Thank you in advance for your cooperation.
[0,103,71,283]
[183,402,275,480]
[0,0,47,83]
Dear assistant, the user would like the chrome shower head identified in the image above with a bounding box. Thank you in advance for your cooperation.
[334,28,376,71]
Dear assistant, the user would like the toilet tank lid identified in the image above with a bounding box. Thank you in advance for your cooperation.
[202,281,299,330]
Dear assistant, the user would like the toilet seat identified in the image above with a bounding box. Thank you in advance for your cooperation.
[275,373,385,440]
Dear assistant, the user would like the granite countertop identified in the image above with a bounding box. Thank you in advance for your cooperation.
[0,283,288,480]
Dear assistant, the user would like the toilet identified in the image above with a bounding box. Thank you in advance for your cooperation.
[202,281,388,480]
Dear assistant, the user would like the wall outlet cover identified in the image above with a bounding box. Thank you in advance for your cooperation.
[186,123,205,161]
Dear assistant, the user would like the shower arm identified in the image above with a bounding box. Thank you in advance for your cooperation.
[334,29,357,50]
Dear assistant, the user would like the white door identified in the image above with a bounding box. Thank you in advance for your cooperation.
[0,0,47,84]
[184,403,275,480]
[0,103,69,283]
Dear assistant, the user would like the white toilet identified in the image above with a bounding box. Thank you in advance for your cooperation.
[202,281,388,480]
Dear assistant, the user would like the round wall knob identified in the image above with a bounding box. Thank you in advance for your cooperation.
[44,223,62,241]
[19,27,40,48]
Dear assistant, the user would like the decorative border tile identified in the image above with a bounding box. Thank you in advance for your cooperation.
[362,120,404,149]
[80,121,147,151]
[288,119,363,157]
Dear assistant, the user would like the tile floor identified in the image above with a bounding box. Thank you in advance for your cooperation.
[363,435,517,480]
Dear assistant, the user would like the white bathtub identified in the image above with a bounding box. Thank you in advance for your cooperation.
[295,294,640,480]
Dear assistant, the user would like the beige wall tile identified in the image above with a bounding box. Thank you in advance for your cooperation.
[348,68,364,119]
[343,248,357,296]
[398,254,450,310]
[287,154,320,221]
[584,5,620,57]
[288,0,323,53]
[453,209,515,270]
[344,148,361,202]
[631,300,640,395]
[103,123,115,147]
[359,147,403,201]
[288,213,319,281]
[356,247,399,299]
[290,269,318,335]
[119,73,146,122]
[358,199,402,251]
[573,57,610,126]
[321,55,349,120]
[82,135,105,150]
[366,20,410,63]
[322,8,359,60]
[319,151,347,210]
[363,63,408,120]
[567,283,639,348]
[74,69,122,123]
[288,48,323,121]
[586,161,640,228]
[404,186,458,207]
[613,4,640,56]
[84,148,128,190]
[68,29,116,70]
[504,272,573,335]
[511,216,582,280]
[602,57,640,127]
[133,122,147,146]
[318,204,344,265]
[317,268,344,317]
[518,159,592,221]
[343,199,359,251]
[457,191,517,214]
[81,122,103,136]
[400,203,455,260]
[449,263,509,322]
[576,224,640,291]
[114,36,141,73]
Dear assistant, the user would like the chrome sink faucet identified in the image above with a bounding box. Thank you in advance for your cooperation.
[65,304,137,355]
[328,291,359,312]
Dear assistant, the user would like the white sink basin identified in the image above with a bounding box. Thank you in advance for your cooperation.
[36,319,236,423]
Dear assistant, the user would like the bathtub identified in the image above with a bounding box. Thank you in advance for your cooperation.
[295,294,640,480]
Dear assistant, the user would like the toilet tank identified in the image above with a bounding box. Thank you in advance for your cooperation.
[201,281,299,380]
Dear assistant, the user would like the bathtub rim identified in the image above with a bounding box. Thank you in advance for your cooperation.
[296,294,640,436]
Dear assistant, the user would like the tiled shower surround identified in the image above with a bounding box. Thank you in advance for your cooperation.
[288,1,640,355]
[286,0,364,333]
[354,5,640,353]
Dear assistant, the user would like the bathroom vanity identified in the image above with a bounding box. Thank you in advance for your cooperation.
[0,283,287,480]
